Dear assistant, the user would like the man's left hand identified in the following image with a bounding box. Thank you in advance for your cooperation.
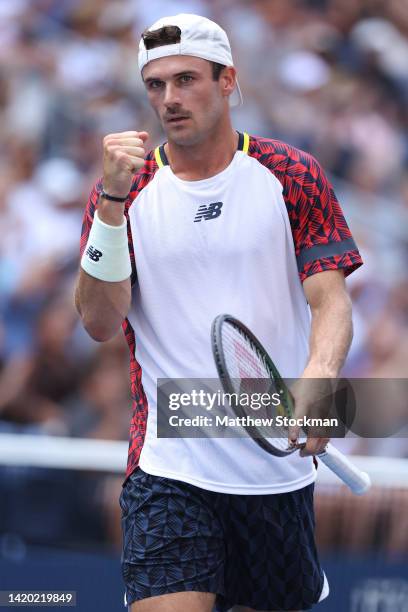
[299,437,330,457]
[288,376,334,457]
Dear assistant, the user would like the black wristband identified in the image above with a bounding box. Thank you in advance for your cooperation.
[100,188,129,202]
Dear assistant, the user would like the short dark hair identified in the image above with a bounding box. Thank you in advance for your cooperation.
[141,25,226,81]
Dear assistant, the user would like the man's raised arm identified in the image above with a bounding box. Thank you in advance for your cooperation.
[75,130,149,341]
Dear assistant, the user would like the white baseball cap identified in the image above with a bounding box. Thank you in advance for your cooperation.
[138,13,243,107]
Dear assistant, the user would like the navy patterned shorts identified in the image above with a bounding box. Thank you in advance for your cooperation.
[120,468,325,611]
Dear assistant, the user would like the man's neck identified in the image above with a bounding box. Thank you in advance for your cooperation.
[164,124,239,181]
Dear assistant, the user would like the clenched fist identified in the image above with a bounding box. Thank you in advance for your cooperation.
[102,130,149,198]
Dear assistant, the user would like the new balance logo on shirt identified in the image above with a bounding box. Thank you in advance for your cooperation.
[86,245,103,262]
[194,202,223,222]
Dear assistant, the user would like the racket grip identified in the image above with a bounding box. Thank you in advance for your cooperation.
[317,442,371,495]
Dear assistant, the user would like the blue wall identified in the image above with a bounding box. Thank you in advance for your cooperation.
[1,548,407,611]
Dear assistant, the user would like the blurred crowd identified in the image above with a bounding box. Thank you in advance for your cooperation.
[0,0,407,552]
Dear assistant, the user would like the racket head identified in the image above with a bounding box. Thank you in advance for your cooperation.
[211,314,297,456]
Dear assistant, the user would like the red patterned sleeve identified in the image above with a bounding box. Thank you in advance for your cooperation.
[276,148,363,281]
[250,137,363,282]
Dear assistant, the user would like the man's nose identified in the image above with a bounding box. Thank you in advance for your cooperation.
[163,83,181,107]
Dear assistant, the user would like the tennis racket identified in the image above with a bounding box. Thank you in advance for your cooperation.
[211,314,371,495]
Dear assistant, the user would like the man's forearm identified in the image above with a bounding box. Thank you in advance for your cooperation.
[75,271,131,342]
[304,291,353,378]
[291,271,353,453]
[76,191,134,341]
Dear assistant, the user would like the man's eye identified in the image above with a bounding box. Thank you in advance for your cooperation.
[149,81,163,89]
[180,75,193,83]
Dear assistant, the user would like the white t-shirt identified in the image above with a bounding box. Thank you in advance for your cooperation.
[81,132,363,492]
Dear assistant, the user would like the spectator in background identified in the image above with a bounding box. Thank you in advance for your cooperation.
[0,0,407,555]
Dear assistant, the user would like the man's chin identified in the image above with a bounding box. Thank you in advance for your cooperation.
[165,128,202,147]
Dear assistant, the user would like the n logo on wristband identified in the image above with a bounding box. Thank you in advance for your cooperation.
[86,245,103,262]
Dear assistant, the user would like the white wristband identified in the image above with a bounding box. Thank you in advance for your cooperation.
[81,210,132,282]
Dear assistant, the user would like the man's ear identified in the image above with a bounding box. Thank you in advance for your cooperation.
[220,66,237,99]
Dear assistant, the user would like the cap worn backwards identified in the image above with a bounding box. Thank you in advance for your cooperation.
[138,13,243,107]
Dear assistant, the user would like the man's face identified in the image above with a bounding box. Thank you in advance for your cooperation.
[142,55,232,146]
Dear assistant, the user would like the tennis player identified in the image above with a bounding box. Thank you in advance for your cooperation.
[75,14,363,612]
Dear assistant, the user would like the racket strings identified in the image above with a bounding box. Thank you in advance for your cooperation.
[221,324,270,386]
[221,323,293,448]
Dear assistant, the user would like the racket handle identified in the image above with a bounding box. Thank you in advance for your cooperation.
[317,442,371,495]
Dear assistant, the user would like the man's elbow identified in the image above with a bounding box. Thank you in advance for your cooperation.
[81,316,121,342]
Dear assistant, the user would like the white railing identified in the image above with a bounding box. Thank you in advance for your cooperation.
[0,433,406,488]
